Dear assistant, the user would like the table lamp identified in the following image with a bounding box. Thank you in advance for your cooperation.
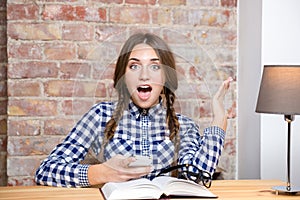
[255,65,300,194]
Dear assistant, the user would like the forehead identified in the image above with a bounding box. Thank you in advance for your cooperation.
[129,43,159,58]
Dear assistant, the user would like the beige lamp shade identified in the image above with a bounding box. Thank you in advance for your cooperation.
[255,65,300,115]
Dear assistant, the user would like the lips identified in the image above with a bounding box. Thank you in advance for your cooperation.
[137,85,152,100]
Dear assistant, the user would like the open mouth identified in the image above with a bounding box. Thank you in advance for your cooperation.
[137,85,152,93]
[137,85,152,100]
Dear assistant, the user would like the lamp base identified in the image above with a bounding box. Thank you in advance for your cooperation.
[273,186,300,195]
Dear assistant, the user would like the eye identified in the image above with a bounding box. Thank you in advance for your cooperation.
[129,64,141,70]
[149,64,161,71]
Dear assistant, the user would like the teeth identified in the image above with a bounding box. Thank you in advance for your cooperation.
[137,85,152,92]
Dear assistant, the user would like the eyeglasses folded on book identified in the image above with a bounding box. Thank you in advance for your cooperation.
[156,163,212,188]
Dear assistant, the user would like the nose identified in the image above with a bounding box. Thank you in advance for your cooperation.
[139,66,150,81]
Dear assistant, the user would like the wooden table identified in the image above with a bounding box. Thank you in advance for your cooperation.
[0,180,300,200]
[208,180,300,200]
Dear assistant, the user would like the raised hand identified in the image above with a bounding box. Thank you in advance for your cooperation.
[211,77,233,130]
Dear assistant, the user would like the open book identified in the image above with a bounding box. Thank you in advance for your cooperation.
[100,176,217,199]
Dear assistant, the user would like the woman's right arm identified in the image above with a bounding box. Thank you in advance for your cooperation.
[35,103,103,187]
[87,155,151,185]
[35,103,151,187]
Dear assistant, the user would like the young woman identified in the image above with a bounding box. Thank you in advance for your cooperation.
[35,32,232,187]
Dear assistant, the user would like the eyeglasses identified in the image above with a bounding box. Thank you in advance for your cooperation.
[156,164,212,188]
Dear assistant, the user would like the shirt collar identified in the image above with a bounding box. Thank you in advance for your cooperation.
[128,99,164,119]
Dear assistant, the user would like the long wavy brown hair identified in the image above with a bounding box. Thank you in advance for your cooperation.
[103,32,180,164]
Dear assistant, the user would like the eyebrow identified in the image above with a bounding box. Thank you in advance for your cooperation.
[128,58,160,62]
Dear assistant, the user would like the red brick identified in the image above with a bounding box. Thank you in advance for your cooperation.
[7,61,58,79]
[174,9,230,27]
[152,8,172,25]
[92,63,115,80]
[0,46,7,62]
[43,5,77,21]
[0,118,7,135]
[110,7,150,24]
[195,29,237,45]
[187,0,219,7]
[8,99,58,116]
[44,43,76,60]
[8,176,36,186]
[83,7,106,22]
[162,29,192,44]
[0,152,7,186]
[0,10,6,26]
[44,80,75,97]
[158,0,186,6]
[43,5,106,22]
[95,82,107,97]
[45,79,108,98]
[62,100,94,115]
[8,23,61,40]
[60,62,91,79]
[44,119,75,135]
[8,81,41,97]
[221,0,237,7]
[78,43,119,60]
[7,136,63,156]
[8,43,43,60]
[0,135,7,152]
[0,81,7,96]
[208,47,236,63]
[201,10,230,27]
[125,0,156,5]
[0,26,7,45]
[0,64,7,81]
[0,100,7,115]
[62,24,93,41]
[7,157,41,176]
[7,119,40,136]
[94,0,122,3]
[7,3,39,20]
[173,9,188,25]
[94,25,127,42]
[175,100,205,121]
[178,81,210,100]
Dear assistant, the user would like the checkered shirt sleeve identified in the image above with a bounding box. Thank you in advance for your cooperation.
[35,102,114,187]
[177,116,225,174]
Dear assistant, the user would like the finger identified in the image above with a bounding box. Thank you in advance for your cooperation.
[122,156,136,168]
[124,166,152,174]
[117,172,148,182]
[223,77,233,90]
[215,77,233,99]
[116,167,151,181]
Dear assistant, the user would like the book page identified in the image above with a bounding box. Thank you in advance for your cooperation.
[101,178,163,200]
[152,176,217,198]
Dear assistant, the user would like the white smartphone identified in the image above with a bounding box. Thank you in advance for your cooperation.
[128,155,152,167]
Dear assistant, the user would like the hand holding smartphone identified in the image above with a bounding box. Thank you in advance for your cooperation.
[128,155,152,167]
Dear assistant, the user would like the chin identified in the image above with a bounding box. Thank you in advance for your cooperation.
[132,98,157,109]
[136,102,153,109]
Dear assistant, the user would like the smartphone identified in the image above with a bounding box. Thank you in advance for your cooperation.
[128,155,152,167]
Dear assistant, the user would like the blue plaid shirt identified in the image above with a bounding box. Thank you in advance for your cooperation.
[35,100,225,187]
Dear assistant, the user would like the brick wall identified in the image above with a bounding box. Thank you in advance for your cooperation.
[0,0,7,186]
[5,0,237,186]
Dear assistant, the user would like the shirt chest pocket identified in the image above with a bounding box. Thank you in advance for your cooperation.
[152,139,175,170]
[105,134,134,159]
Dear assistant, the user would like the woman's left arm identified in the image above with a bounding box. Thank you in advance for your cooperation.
[179,77,232,174]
